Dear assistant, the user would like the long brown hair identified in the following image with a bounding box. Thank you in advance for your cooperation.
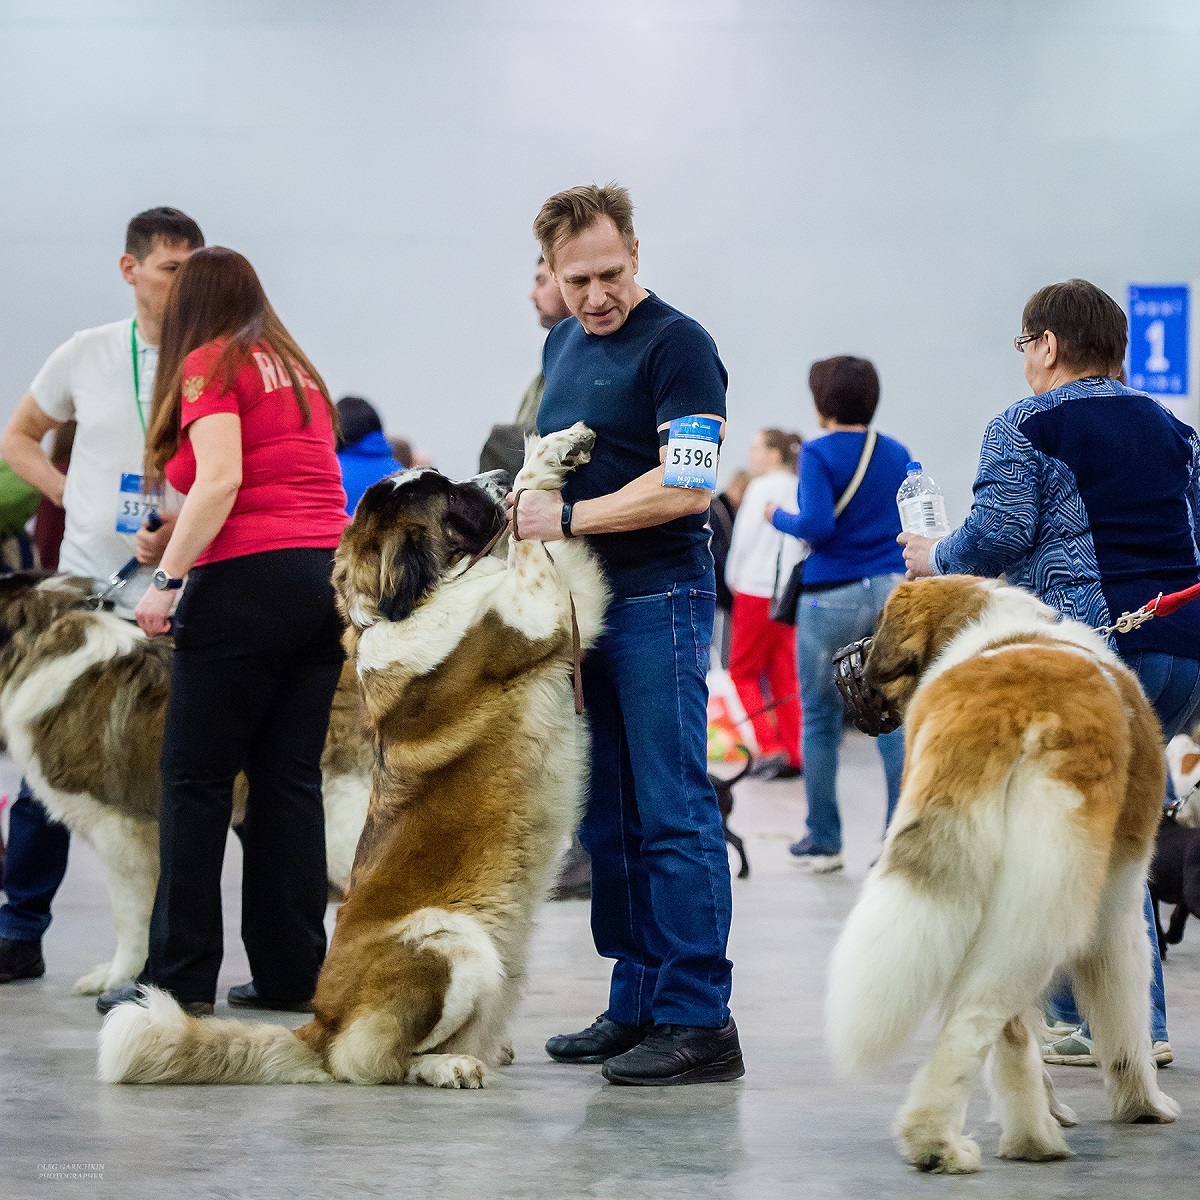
[145,247,337,482]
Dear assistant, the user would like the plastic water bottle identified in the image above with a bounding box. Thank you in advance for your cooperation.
[897,462,949,537]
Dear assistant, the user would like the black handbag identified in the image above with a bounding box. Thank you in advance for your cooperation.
[769,543,807,624]
[769,429,878,626]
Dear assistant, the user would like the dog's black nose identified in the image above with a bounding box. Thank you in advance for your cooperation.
[470,469,512,501]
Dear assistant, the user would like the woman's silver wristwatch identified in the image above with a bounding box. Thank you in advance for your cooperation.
[152,569,184,591]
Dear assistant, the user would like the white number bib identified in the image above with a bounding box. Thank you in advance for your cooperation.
[663,416,721,490]
[116,472,155,535]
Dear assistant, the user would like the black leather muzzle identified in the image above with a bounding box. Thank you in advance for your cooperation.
[832,638,903,737]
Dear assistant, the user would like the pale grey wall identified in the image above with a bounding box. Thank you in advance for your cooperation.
[2,0,1199,518]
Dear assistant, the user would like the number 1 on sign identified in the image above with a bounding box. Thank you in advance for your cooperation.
[1145,319,1170,373]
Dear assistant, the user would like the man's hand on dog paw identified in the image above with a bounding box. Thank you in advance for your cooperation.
[507,488,565,541]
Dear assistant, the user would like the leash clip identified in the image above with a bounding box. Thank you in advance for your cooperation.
[1100,593,1163,638]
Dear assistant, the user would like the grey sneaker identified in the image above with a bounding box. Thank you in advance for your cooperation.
[1042,1029,1096,1066]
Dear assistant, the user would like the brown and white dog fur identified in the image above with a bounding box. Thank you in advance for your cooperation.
[826,575,1179,1174]
[97,422,608,1089]
[0,573,371,996]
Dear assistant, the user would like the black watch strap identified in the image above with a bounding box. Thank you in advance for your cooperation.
[561,501,576,539]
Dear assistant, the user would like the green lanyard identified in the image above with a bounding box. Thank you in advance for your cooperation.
[131,318,146,438]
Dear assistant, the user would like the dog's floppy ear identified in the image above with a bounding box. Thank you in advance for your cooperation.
[863,588,926,708]
[864,629,922,689]
[378,529,440,623]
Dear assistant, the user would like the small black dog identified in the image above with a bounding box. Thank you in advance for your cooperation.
[709,747,752,879]
[1149,813,1200,958]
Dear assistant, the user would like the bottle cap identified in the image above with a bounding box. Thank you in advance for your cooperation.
[906,461,922,473]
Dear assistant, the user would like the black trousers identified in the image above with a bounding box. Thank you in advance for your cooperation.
[147,547,344,1003]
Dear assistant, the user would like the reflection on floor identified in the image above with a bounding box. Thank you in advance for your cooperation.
[3,733,1198,1198]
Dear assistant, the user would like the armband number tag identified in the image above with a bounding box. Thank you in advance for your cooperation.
[663,416,721,490]
[115,472,154,535]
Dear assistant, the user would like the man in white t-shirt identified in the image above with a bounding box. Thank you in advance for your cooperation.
[0,207,204,986]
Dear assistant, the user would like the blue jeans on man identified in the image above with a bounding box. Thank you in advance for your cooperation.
[793,574,905,853]
[578,572,733,1028]
[0,781,70,942]
[1046,651,1200,1044]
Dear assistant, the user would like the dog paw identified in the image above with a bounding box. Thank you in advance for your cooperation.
[406,1054,487,1089]
[1042,1068,1078,1127]
[494,1041,515,1067]
[515,423,596,490]
[558,422,596,468]
[1117,1089,1181,1124]
[73,963,115,995]
[900,1133,982,1175]
[997,1128,1072,1162]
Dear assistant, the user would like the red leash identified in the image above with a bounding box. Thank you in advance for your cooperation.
[1102,581,1200,636]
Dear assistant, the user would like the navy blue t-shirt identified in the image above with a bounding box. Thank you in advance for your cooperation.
[537,292,728,596]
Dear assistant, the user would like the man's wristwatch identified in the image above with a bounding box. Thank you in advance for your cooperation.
[152,569,184,591]
[561,501,576,539]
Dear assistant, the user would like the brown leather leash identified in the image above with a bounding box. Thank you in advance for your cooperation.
[467,488,585,715]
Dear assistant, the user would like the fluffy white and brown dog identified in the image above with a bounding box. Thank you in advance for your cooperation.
[826,575,1179,1174]
[97,423,607,1089]
[0,574,372,996]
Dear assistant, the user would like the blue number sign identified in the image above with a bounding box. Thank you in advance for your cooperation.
[663,416,721,490]
[1128,284,1189,397]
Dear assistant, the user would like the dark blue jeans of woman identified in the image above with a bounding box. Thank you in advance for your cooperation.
[1046,651,1200,1043]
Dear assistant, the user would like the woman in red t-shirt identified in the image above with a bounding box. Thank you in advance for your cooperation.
[103,247,348,1015]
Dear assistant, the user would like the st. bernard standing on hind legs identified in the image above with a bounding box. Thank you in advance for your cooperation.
[827,576,1179,1174]
[98,423,607,1087]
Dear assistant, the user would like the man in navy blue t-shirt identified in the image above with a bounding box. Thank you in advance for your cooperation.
[512,184,742,1085]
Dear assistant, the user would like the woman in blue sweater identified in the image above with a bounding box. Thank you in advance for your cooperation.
[335,395,402,515]
[766,357,910,871]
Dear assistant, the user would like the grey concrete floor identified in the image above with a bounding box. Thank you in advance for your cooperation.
[2,734,1199,1199]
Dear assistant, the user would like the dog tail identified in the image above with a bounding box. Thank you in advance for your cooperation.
[825,800,1003,1073]
[97,987,331,1084]
[826,864,983,1072]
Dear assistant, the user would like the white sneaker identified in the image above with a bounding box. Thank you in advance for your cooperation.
[1043,1019,1078,1041]
[788,837,844,873]
[1043,1028,1174,1069]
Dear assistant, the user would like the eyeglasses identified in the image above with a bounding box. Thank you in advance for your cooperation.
[1014,332,1043,352]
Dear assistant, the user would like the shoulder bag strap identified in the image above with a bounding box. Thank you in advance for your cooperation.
[833,428,877,519]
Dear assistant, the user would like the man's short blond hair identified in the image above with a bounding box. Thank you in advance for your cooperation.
[533,183,635,268]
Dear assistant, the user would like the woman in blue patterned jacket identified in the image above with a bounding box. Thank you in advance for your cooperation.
[901,277,1200,1069]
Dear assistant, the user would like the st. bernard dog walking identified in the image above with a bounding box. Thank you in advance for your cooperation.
[0,573,372,995]
[827,576,1179,1173]
[98,423,607,1089]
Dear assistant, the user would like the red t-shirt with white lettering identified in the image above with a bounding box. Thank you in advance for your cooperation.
[165,339,348,567]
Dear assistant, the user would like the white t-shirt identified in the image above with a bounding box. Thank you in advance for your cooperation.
[29,316,162,618]
[725,469,806,599]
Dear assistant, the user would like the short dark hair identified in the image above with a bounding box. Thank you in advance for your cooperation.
[125,207,205,261]
[336,395,384,449]
[1021,279,1126,374]
[808,356,880,425]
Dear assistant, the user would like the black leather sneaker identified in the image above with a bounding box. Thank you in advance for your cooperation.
[228,981,313,1013]
[546,1015,650,1064]
[0,937,45,984]
[96,982,213,1018]
[601,1017,745,1085]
